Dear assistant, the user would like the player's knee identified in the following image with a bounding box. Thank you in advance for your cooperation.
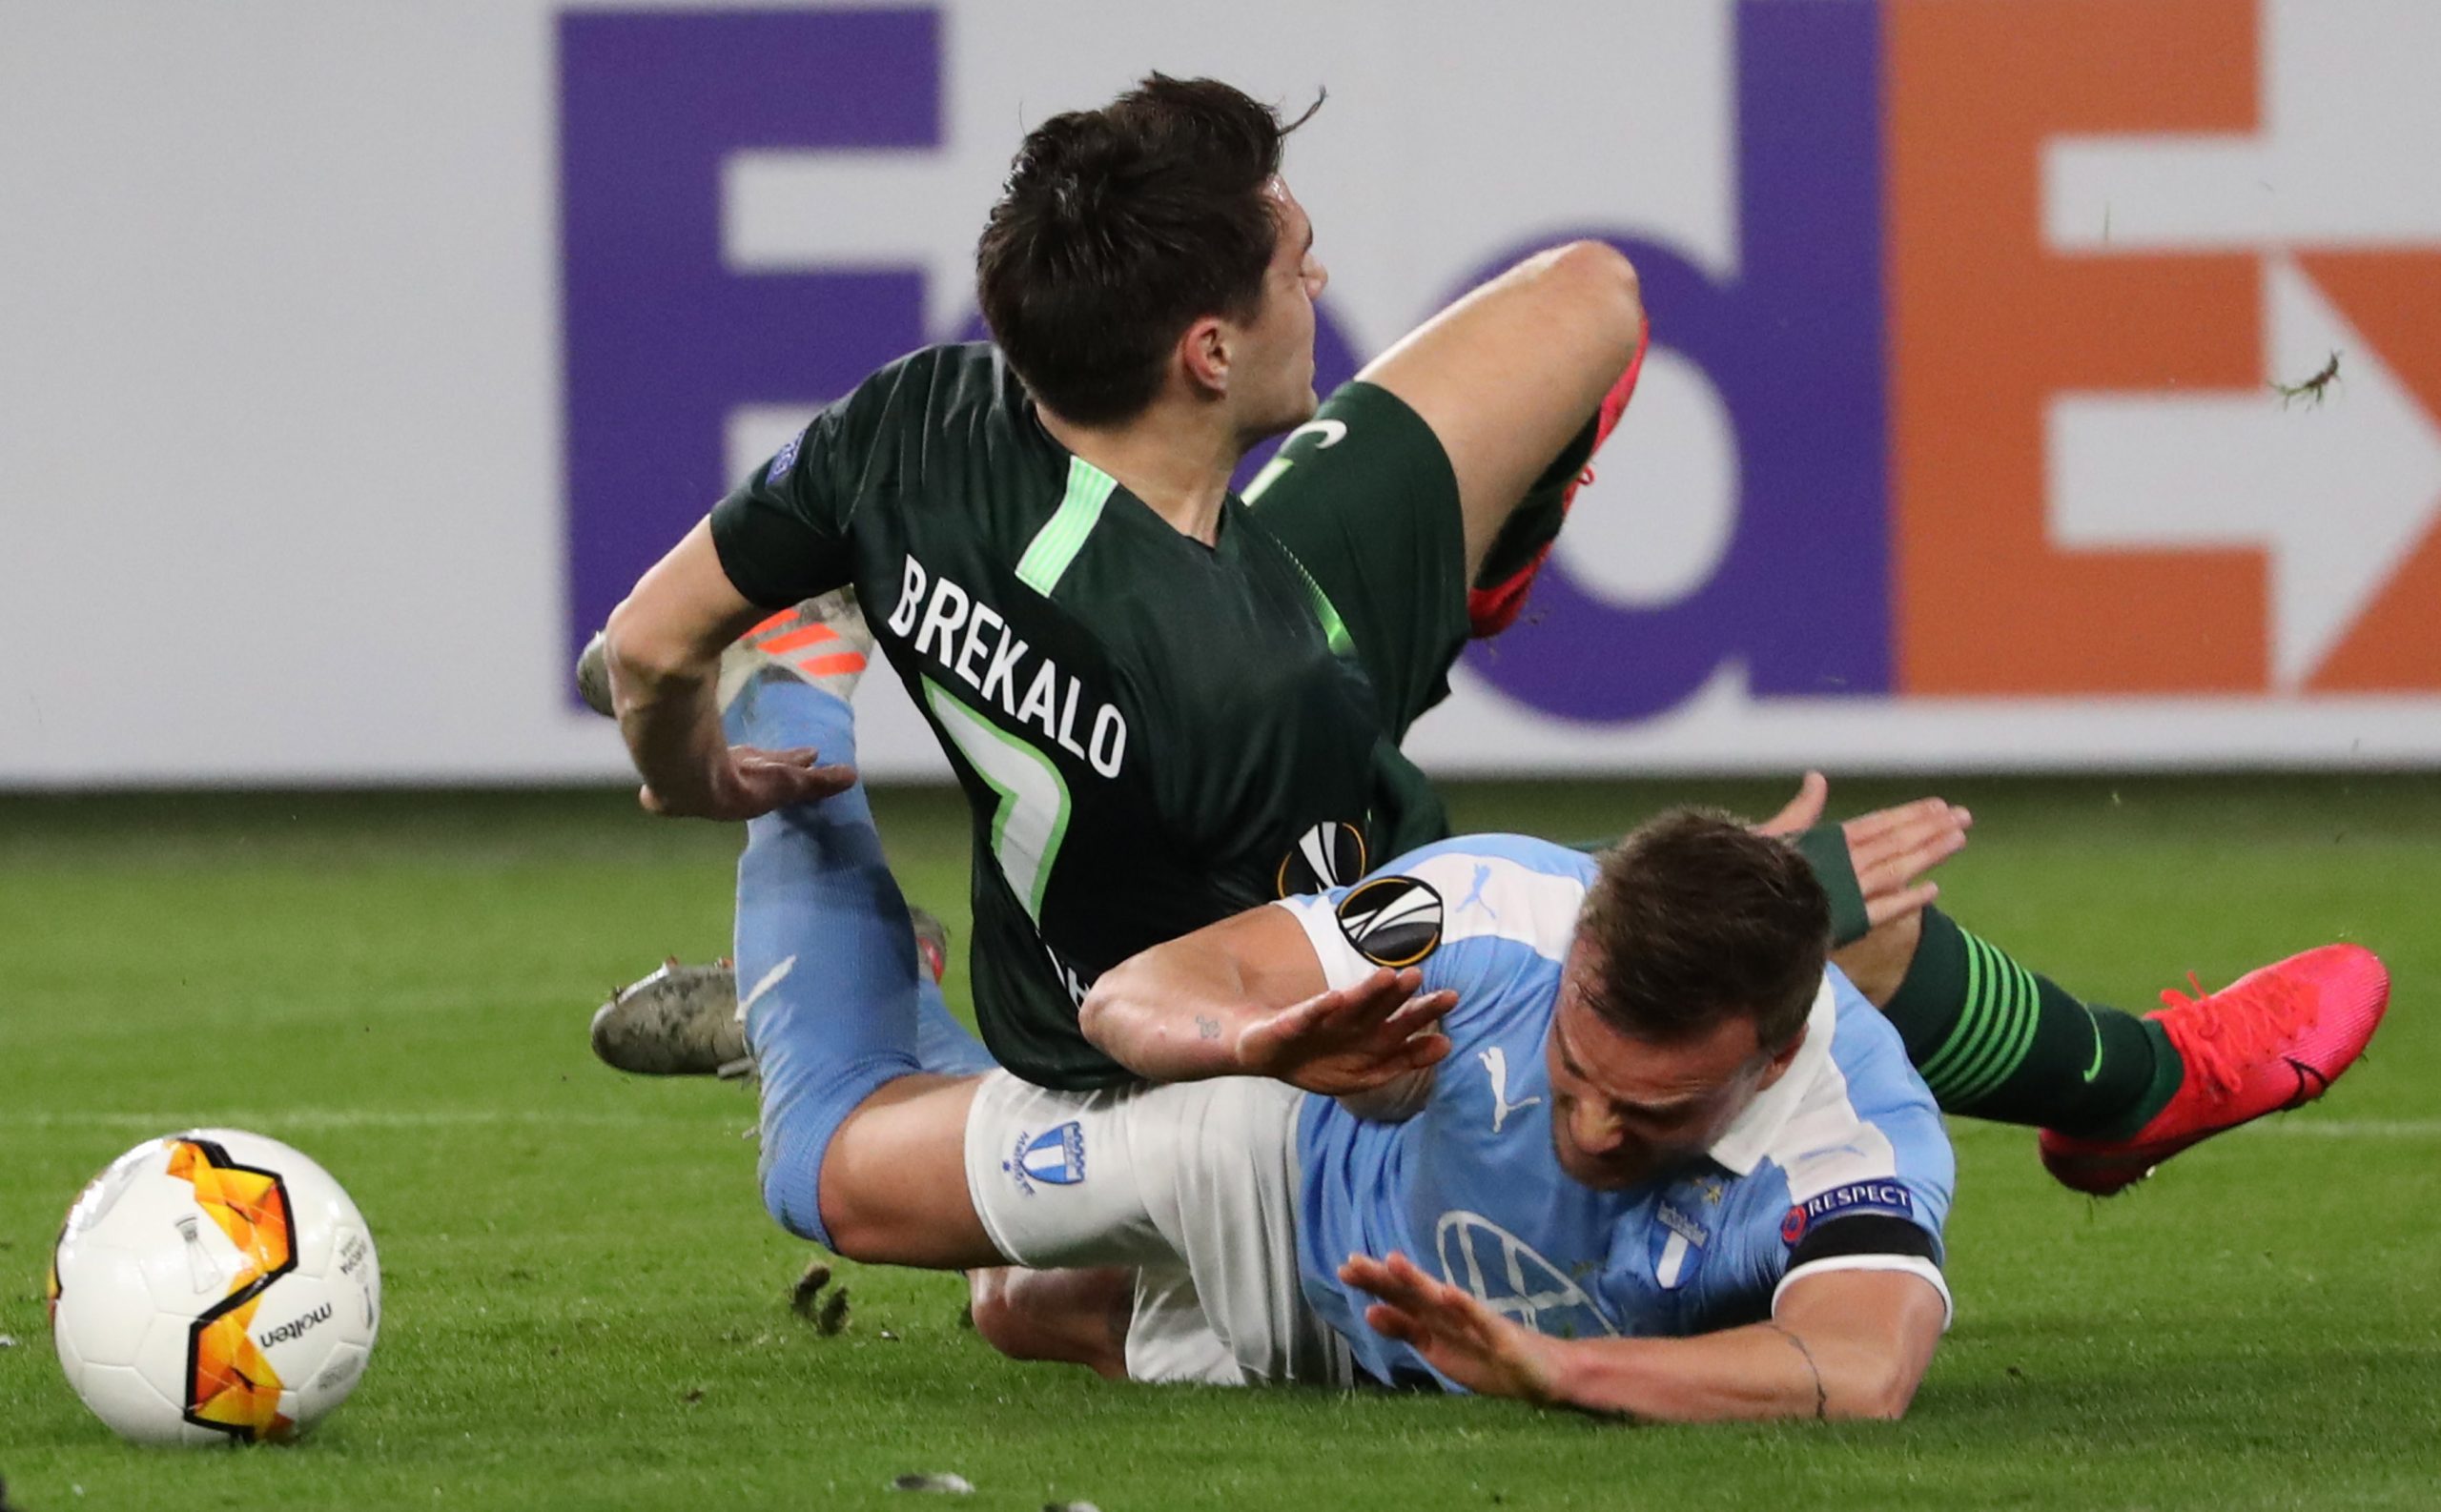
[762,1128,907,1262]
[965,1268,1131,1379]
[964,1275,1070,1362]
[810,1195,886,1264]
[1546,236,1639,296]
[758,1155,893,1263]
[1521,239,1643,340]
[753,1056,926,1255]
[964,1271,1037,1359]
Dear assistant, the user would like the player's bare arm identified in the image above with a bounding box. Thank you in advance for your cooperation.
[1343,1253,1945,1421]
[603,520,854,820]
[1079,904,1456,1094]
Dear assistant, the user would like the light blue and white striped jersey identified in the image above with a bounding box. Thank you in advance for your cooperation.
[1277,834,1956,1391]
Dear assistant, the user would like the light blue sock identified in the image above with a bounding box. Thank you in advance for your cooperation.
[725,670,995,1077]
[724,672,993,1247]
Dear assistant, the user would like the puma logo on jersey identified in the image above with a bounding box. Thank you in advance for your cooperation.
[1479,1047,1544,1134]
[887,553,1128,779]
[1455,863,1500,923]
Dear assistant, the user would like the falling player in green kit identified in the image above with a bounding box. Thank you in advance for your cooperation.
[596,76,1651,1092]
[585,73,2387,1327]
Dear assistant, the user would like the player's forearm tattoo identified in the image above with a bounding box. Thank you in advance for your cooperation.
[1196,1014,1221,1040]
[1763,1321,1829,1420]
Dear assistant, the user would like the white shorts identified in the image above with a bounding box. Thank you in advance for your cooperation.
[962,1071,1352,1388]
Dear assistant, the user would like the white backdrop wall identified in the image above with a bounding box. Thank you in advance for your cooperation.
[6,0,2440,786]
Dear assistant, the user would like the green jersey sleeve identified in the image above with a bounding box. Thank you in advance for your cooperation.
[708,410,852,609]
[708,349,944,608]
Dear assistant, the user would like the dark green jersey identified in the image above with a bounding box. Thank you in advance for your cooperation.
[709,343,1409,1088]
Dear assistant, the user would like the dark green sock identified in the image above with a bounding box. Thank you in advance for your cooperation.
[1878,908,2183,1139]
[1472,412,1601,590]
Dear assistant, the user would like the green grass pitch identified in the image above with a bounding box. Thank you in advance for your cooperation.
[2,777,2436,1510]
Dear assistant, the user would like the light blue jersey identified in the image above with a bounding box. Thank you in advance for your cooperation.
[1279,835,1956,1391]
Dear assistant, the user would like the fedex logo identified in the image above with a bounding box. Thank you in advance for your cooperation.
[1475,0,2441,719]
[561,3,2441,724]
[559,8,936,670]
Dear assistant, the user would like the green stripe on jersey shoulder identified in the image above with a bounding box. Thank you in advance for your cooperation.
[1235,443,1349,655]
[1015,456,1119,598]
[1280,548,1355,658]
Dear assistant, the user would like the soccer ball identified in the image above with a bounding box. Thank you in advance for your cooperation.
[47,1130,380,1444]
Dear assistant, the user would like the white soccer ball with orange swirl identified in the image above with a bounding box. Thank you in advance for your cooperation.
[48,1130,380,1444]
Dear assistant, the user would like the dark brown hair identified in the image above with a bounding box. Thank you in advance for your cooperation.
[1576,809,1830,1052]
[976,74,1316,426]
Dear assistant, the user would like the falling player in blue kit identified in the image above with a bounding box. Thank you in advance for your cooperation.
[731,766,1954,1417]
[1264,831,1953,1398]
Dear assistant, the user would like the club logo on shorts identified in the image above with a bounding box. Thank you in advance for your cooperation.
[1004,1121,1087,1196]
[1334,875,1444,968]
[1277,821,1367,898]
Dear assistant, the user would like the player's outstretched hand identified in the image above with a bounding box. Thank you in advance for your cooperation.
[1842,792,1973,930]
[1798,782,1974,1006]
[1235,968,1456,1097]
[1754,769,1834,835]
[1754,772,1971,929]
[1341,1252,1561,1405]
[639,746,857,821]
